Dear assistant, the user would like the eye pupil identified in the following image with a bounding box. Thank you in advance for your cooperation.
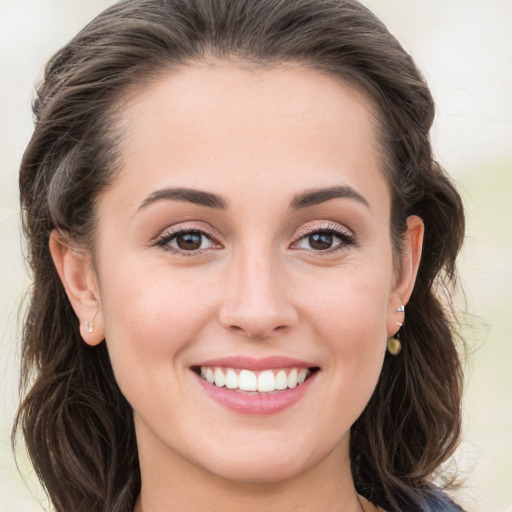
[176,232,202,250]
[309,233,333,250]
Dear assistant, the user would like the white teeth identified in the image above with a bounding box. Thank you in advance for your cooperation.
[239,369,258,391]
[287,368,298,388]
[275,370,288,390]
[297,368,308,384]
[257,370,275,392]
[214,367,225,388]
[225,369,238,389]
[198,366,312,392]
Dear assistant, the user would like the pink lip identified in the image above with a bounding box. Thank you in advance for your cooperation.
[193,369,318,415]
[194,355,315,371]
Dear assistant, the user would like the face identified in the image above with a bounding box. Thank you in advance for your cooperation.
[65,64,420,485]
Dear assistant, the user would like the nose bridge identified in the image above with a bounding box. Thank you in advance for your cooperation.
[219,243,297,338]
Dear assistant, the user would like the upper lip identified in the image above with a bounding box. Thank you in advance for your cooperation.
[193,355,317,371]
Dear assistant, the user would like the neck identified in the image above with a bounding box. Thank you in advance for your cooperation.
[134,431,362,512]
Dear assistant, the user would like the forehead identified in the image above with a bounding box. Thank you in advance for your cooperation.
[109,63,388,212]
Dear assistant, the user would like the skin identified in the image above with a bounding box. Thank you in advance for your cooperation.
[50,63,423,512]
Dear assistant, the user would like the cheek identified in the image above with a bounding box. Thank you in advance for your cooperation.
[302,260,391,341]
[98,265,217,388]
[299,262,390,390]
[103,263,212,335]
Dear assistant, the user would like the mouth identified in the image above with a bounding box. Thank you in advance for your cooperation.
[191,356,320,414]
[191,365,320,393]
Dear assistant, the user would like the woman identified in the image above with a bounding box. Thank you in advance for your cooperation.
[14,0,465,511]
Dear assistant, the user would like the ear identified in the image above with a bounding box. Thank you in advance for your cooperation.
[386,215,424,337]
[49,230,105,345]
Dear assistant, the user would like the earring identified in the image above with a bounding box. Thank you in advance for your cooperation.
[388,306,405,355]
[84,311,99,335]
[387,332,402,356]
[387,317,403,356]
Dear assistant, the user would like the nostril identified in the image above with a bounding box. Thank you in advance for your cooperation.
[228,325,267,339]
[228,323,290,339]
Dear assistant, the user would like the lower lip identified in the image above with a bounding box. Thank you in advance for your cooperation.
[195,371,317,415]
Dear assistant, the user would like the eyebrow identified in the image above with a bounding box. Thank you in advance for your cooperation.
[138,187,228,211]
[138,184,368,212]
[289,185,369,209]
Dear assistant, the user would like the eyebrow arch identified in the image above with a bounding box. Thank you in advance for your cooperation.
[290,185,369,209]
[138,187,228,211]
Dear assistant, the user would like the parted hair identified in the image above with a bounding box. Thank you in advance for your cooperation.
[14,1,465,511]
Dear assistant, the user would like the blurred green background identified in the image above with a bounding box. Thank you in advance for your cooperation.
[1,1,510,510]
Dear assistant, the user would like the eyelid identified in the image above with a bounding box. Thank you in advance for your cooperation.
[153,221,354,255]
[290,222,356,252]
[154,223,223,254]
[293,221,354,240]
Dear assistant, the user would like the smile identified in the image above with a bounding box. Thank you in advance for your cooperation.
[198,366,312,392]
[192,356,319,414]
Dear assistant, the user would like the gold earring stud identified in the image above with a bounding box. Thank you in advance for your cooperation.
[387,334,402,355]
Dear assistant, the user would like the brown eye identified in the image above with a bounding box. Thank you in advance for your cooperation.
[160,230,216,252]
[294,228,354,252]
[308,233,333,250]
[176,232,203,250]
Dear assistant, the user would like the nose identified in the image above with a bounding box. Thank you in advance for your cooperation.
[218,250,299,339]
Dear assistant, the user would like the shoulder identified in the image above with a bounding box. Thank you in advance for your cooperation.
[364,487,465,512]
[400,488,465,512]
[423,489,465,512]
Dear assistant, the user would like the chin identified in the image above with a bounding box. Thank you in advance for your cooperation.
[190,432,339,485]
[204,455,311,485]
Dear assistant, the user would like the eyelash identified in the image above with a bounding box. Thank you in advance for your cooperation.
[155,226,220,256]
[291,224,356,254]
[155,223,355,256]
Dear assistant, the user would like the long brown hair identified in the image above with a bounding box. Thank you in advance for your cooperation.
[14,1,465,511]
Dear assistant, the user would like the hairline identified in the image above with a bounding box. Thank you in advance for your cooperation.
[88,56,402,271]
